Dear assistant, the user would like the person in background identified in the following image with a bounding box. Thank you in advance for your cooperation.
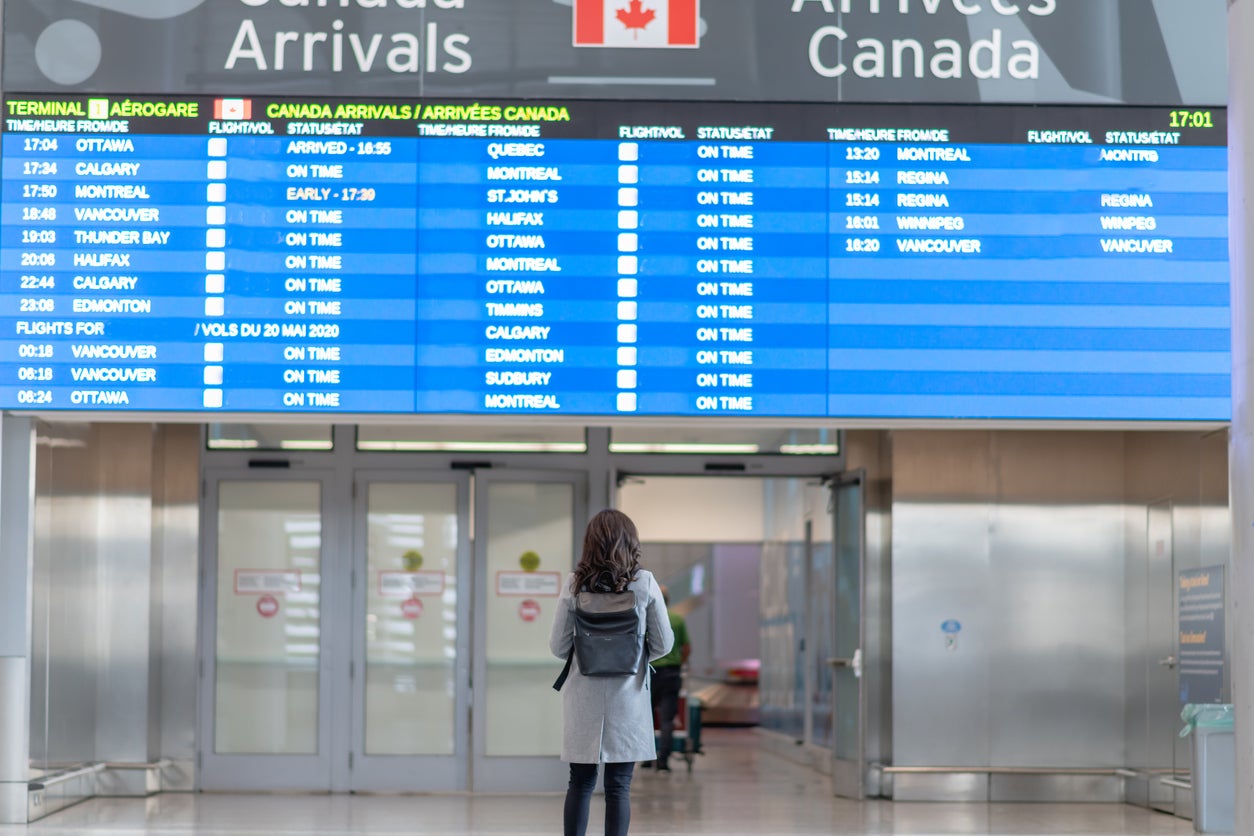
[648,585,690,772]
[550,509,674,836]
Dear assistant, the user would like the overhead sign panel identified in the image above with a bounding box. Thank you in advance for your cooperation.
[0,96,1230,420]
[2,0,1226,104]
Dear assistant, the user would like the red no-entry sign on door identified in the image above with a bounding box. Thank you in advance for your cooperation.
[256,594,280,618]
[401,597,424,620]
[518,599,542,622]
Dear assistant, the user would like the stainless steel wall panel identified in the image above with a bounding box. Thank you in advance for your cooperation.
[890,772,989,802]
[27,433,53,771]
[989,773,1123,803]
[42,485,100,763]
[28,421,197,776]
[1199,504,1232,572]
[1124,774,1150,807]
[154,424,199,784]
[988,505,1126,767]
[892,430,1151,779]
[94,424,155,764]
[892,501,992,767]
[892,432,993,770]
[32,422,100,767]
[1174,787,1194,820]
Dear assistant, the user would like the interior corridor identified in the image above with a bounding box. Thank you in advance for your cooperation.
[1,730,1192,836]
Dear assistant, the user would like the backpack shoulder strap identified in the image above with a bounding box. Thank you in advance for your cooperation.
[552,589,580,691]
[552,650,573,691]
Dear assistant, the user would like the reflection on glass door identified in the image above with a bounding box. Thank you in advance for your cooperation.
[365,483,458,754]
[351,475,470,791]
[808,519,835,750]
[201,474,333,791]
[473,472,584,791]
[830,475,865,799]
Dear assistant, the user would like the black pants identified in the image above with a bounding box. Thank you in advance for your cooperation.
[564,761,635,836]
[650,666,682,768]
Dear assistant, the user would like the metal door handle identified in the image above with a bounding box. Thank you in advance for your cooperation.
[827,649,863,678]
[1158,655,1177,669]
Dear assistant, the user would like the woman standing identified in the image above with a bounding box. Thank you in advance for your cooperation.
[549,509,674,836]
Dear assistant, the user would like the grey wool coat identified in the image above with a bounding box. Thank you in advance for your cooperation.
[549,569,674,763]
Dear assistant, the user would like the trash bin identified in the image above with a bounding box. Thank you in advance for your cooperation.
[1180,704,1235,833]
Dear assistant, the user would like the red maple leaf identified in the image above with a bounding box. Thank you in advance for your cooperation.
[616,0,656,36]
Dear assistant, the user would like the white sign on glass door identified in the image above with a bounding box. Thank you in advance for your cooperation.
[234,569,302,594]
[496,571,562,597]
[378,571,446,597]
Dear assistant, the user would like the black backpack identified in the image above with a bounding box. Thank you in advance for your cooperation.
[552,590,644,691]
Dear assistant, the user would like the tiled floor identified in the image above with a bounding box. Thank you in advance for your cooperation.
[5,730,1194,835]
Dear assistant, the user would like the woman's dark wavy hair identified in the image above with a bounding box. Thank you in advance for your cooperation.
[571,509,641,593]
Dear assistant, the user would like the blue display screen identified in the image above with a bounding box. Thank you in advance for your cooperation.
[0,97,1230,420]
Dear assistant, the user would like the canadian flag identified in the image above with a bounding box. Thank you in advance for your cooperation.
[573,0,700,48]
[214,98,253,120]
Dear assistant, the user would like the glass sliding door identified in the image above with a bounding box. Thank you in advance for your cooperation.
[200,472,335,790]
[472,471,585,791]
[350,474,471,791]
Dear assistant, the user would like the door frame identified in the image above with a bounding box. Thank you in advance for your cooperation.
[348,470,473,792]
[802,518,816,747]
[1146,499,1179,814]
[829,470,867,799]
[197,467,342,791]
[470,468,588,791]
[197,425,847,791]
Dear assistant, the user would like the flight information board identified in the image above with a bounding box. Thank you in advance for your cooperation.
[0,96,1230,420]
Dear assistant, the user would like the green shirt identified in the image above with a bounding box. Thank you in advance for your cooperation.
[653,612,689,669]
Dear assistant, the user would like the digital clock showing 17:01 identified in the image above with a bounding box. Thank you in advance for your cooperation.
[1170,110,1216,129]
